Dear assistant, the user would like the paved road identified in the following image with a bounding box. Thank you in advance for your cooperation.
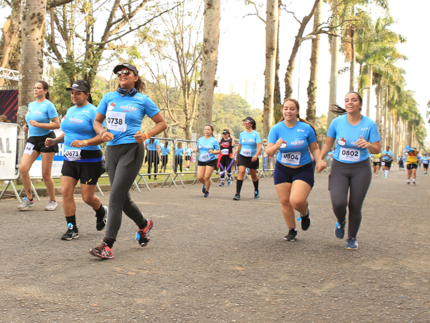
[0,166,429,322]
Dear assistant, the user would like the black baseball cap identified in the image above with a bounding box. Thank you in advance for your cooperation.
[113,63,139,75]
[222,129,230,134]
[242,116,255,124]
[66,80,91,93]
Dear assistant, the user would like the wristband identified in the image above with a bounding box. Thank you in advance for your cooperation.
[84,140,88,146]
[144,132,149,140]
[99,129,107,137]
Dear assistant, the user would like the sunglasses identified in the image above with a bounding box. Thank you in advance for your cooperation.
[243,120,251,124]
[117,70,133,77]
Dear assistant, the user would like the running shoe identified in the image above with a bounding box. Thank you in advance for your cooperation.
[284,228,297,241]
[219,181,225,187]
[335,221,346,239]
[407,180,410,185]
[202,185,206,194]
[89,240,114,259]
[18,197,35,210]
[227,179,231,185]
[204,191,210,198]
[233,193,240,201]
[136,219,154,247]
[413,181,416,186]
[61,223,79,240]
[254,191,260,199]
[96,206,109,231]
[345,238,358,250]
[298,208,311,231]
[45,200,58,211]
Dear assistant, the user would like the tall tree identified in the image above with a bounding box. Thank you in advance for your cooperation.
[263,0,278,138]
[197,0,220,138]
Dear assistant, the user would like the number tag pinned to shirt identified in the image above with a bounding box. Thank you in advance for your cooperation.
[106,111,127,132]
[24,143,35,155]
[242,149,252,157]
[64,150,82,161]
[221,149,229,155]
[340,147,360,162]
[281,152,301,165]
[200,152,210,162]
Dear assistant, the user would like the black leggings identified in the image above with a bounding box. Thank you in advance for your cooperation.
[174,156,183,173]
[161,155,169,172]
[147,150,159,175]
[329,159,371,239]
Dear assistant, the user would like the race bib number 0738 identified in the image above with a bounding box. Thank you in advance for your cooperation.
[106,111,127,132]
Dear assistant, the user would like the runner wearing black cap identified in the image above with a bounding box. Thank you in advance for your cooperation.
[90,63,167,259]
[218,129,235,186]
[233,117,262,200]
[45,80,107,240]
[18,80,60,211]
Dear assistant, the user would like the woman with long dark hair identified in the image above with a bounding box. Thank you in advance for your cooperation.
[316,91,380,250]
[90,63,167,259]
[233,117,262,201]
[18,80,60,211]
[160,141,171,173]
[45,80,107,240]
[145,137,161,179]
[266,99,320,241]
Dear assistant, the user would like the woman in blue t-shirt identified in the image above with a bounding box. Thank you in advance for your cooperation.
[316,92,381,250]
[45,80,107,241]
[174,141,185,174]
[18,80,60,212]
[233,117,262,201]
[160,141,171,172]
[266,99,321,242]
[193,125,220,198]
[144,137,161,179]
[90,63,167,259]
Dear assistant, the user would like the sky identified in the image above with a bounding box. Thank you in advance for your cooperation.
[1,0,428,139]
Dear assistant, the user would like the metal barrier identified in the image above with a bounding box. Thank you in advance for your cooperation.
[173,139,198,187]
[0,123,25,201]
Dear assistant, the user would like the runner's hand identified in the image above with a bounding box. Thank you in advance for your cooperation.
[357,135,370,148]
[45,138,55,147]
[276,137,283,147]
[71,140,85,148]
[316,160,327,172]
[28,120,40,127]
[101,131,114,142]
[23,124,28,132]
[251,155,258,162]
[134,131,145,143]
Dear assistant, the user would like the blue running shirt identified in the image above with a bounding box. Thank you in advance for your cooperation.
[26,100,58,137]
[175,147,185,156]
[239,130,261,157]
[161,146,170,156]
[145,138,160,151]
[268,121,317,167]
[422,157,429,164]
[327,115,380,163]
[197,137,220,162]
[97,92,160,146]
[381,150,393,161]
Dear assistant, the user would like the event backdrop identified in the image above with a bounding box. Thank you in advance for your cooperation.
[0,90,18,123]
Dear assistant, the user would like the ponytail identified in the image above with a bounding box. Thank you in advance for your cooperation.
[280,98,318,139]
[330,104,347,116]
[87,93,93,104]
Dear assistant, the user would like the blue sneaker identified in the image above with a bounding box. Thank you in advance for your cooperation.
[227,179,231,185]
[297,207,311,231]
[254,191,259,199]
[335,221,346,239]
[345,238,358,250]
[204,191,210,198]
[219,181,225,187]
[202,185,206,194]
[233,193,240,201]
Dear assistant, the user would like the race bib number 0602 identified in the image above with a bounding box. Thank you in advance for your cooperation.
[339,148,360,162]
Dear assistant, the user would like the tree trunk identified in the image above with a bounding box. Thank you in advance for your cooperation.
[273,1,282,123]
[306,0,321,124]
[349,28,355,91]
[0,0,22,86]
[327,16,338,127]
[392,111,398,158]
[263,0,278,138]
[366,66,372,117]
[407,121,412,147]
[197,0,220,138]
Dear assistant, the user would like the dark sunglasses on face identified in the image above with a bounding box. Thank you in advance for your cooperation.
[117,70,133,77]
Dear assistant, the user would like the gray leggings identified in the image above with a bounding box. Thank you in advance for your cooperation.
[329,159,372,238]
[105,143,146,242]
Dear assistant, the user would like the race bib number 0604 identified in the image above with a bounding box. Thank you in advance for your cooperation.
[339,148,360,162]
[281,152,301,165]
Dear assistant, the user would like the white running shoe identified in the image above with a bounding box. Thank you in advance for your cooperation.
[18,197,35,210]
[45,200,58,211]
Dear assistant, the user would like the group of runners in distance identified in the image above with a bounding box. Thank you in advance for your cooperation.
[16,61,426,259]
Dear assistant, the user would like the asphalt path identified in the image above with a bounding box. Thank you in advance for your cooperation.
[0,166,429,322]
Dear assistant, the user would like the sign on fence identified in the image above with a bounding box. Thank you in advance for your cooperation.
[0,123,18,180]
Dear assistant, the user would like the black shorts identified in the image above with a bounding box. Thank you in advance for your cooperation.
[238,154,259,169]
[382,161,392,169]
[27,132,58,153]
[407,163,418,170]
[61,160,105,185]
[198,159,217,168]
[185,156,191,161]
[373,162,380,166]
[424,163,429,169]
[273,161,314,188]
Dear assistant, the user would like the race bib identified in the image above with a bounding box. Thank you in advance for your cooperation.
[340,148,360,162]
[242,149,252,157]
[381,162,385,166]
[221,149,229,155]
[106,111,127,132]
[281,152,301,165]
[24,143,35,155]
[200,153,210,162]
[424,161,429,164]
[374,158,380,162]
[64,150,81,161]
